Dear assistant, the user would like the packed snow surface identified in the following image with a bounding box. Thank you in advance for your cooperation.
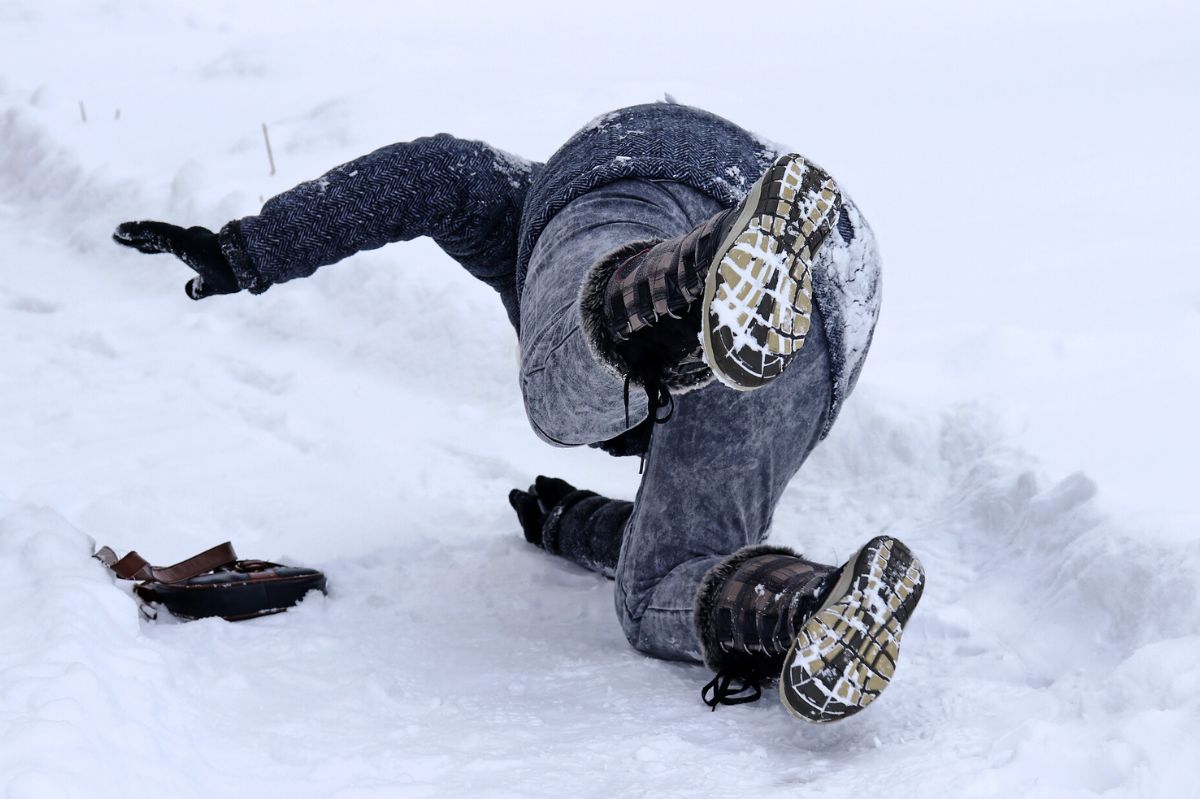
[2,1,1198,797]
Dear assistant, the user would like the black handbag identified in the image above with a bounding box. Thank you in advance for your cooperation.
[94,541,327,621]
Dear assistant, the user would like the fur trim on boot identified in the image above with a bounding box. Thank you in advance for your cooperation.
[578,240,715,394]
[693,544,800,672]
[579,240,656,382]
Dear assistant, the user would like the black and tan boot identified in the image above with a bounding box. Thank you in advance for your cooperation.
[695,536,925,722]
[580,153,843,399]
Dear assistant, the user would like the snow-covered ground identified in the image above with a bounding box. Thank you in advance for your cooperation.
[2,1,1198,796]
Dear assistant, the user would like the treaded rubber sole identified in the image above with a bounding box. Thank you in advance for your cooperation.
[779,536,925,723]
[700,153,843,390]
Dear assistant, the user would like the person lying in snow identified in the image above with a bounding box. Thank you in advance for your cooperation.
[112,101,925,722]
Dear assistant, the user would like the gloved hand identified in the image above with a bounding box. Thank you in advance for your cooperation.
[507,476,579,548]
[508,475,631,579]
[112,221,240,300]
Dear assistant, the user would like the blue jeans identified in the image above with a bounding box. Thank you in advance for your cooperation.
[518,179,833,663]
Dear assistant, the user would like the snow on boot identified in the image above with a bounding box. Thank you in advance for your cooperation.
[701,154,842,390]
[695,536,925,723]
[580,153,843,398]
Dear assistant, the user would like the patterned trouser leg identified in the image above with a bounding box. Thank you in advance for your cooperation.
[519,178,833,663]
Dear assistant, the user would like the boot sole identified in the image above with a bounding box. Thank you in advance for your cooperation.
[779,536,925,723]
[700,154,842,390]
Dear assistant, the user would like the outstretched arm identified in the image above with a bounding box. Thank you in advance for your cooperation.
[115,134,539,309]
[221,134,537,295]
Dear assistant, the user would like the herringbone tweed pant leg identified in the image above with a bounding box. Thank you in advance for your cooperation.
[518,178,835,663]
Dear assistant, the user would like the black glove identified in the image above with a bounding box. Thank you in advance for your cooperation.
[507,476,579,548]
[113,221,240,300]
[508,475,632,579]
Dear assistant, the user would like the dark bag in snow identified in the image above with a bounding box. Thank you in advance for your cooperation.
[93,541,326,621]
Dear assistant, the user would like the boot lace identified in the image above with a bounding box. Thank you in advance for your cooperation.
[701,669,763,710]
[623,374,675,474]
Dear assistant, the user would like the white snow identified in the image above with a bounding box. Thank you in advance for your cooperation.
[815,196,883,391]
[2,1,1198,797]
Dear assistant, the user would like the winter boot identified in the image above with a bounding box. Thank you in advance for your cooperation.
[508,476,632,579]
[581,153,844,406]
[695,536,925,722]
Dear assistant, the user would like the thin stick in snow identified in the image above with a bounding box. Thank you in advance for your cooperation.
[262,122,276,176]
[79,101,87,123]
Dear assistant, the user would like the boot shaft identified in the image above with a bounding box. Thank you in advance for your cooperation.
[602,208,733,343]
[580,208,736,397]
[695,547,837,679]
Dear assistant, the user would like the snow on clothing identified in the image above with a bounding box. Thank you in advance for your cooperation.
[217,102,881,440]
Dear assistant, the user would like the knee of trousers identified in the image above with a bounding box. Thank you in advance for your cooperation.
[612,570,655,655]
[519,378,575,447]
[518,362,604,447]
[613,567,706,663]
[518,331,582,446]
[518,341,648,447]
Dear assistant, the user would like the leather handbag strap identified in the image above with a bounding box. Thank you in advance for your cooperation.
[94,541,239,584]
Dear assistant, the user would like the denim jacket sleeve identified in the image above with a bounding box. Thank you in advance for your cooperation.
[217,134,539,301]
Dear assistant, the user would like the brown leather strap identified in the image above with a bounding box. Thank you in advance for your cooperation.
[93,542,238,584]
